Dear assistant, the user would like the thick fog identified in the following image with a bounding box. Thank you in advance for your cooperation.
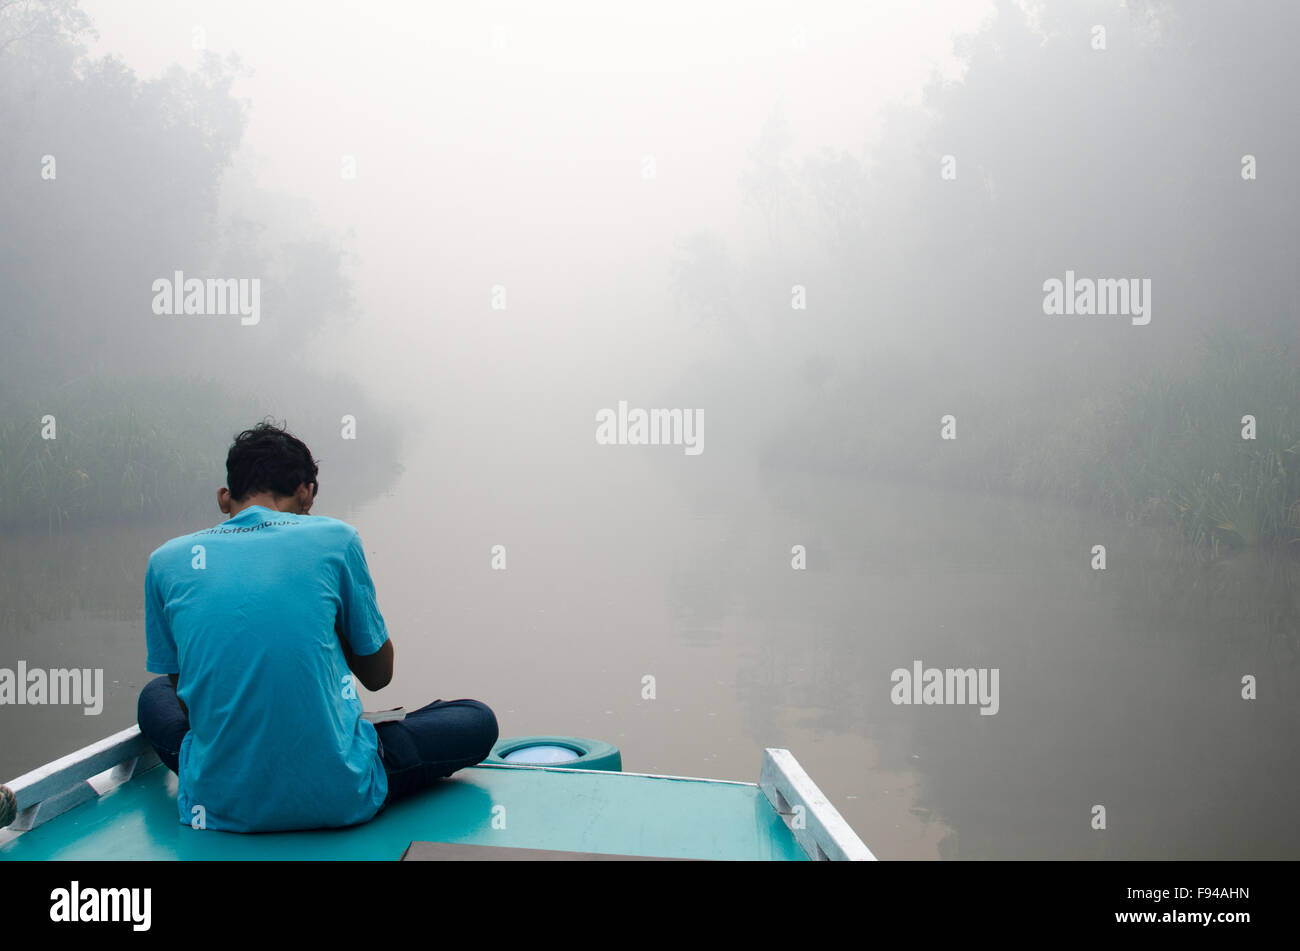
[7,0,1295,509]
[2,0,1298,861]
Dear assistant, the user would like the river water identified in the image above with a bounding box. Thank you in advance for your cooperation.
[2,432,1296,859]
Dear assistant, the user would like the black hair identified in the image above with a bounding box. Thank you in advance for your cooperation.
[225,420,319,502]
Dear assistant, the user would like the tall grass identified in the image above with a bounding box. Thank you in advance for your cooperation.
[767,333,1300,552]
[0,377,262,531]
[1014,335,1300,551]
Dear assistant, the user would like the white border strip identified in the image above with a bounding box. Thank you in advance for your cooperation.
[759,748,876,861]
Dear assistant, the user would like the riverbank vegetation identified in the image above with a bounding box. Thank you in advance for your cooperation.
[669,1,1299,556]
[0,3,401,534]
[759,333,1299,553]
[0,375,403,533]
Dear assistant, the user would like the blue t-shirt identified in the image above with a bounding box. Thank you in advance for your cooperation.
[144,505,389,832]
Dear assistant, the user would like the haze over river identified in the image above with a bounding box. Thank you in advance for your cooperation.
[5,423,1295,860]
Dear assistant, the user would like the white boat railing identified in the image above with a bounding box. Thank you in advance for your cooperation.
[760,748,877,860]
[0,725,161,835]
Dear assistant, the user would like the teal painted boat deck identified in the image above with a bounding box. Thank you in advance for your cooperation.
[0,762,807,861]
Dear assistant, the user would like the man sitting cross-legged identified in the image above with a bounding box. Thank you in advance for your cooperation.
[137,420,498,833]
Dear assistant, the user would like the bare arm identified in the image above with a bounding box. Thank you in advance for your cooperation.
[336,616,395,692]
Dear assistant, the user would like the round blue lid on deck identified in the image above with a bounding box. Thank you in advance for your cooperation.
[502,745,581,764]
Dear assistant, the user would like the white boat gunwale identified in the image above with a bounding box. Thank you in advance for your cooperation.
[760,747,877,861]
[0,724,161,838]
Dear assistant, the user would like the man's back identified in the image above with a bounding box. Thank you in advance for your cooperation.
[145,505,390,832]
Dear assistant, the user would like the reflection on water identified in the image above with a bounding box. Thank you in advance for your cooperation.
[720,469,1300,859]
[0,521,180,780]
[2,455,1296,859]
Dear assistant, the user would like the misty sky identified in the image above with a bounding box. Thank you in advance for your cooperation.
[77,0,991,408]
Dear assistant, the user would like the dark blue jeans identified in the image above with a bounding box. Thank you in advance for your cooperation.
[136,675,498,814]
